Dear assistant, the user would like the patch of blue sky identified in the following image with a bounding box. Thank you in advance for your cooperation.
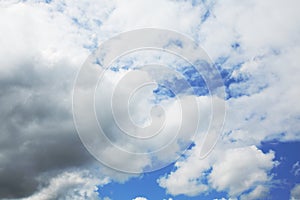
[163,39,184,49]
[153,84,176,98]
[201,9,210,23]
[152,80,186,103]
[93,19,102,26]
[55,1,66,13]
[214,60,258,99]
[110,66,119,72]
[181,66,207,87]
[109,60,134,72]
[231,42,240,50]
[108,55,264,101]
[152,65,209,102]
[179,64,210,95]
[83,37,98,51]
[214,56,229,66]
[94,57,103,66]
[227,81,268,99]
[108,62,210,101]
[98,164,175,200]
[219,62,244,85]
[71,17,91,30]
[191,0,203,6]
[260,141,300,200]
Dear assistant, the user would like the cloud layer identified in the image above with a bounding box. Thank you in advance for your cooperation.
[0,0,300,199]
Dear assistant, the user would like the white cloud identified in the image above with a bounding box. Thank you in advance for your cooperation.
[199,0,300,144]
[100,0,204,37]
[1,0,300,199]
[0,1,132,198]
[240,185,269,200]
[158,145,210,196]
[22,170,109,200]
[209,146,275,196]
[290,184,300,200]
[158,0,300,197]
[158,143,277,198]
[292,161,300,176]
[132,197,148,200]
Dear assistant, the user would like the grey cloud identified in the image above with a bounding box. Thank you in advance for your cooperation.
[0,60,96,199]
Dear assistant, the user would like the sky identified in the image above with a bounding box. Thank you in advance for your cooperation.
[0,0,300,200]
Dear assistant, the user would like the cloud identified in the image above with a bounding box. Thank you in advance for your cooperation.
[291,162,300,176]
[158,143,277,198]
[290,184,300,200]
[132,197,148,200]
[239,185,269,200]
[21,170,109,200]
[99,0,205,36]
[0,1,108,198]
[194,0,300,144]
[209,146,276,197]
[1,0,300,199]
[158,0,300,198]
[0,0,212,197]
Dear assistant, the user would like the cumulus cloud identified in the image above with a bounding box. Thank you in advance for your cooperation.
[0,1,109,198]
[132,197,148,200]
[158,143,277,198]
[290,184,300,200]
[196,0,300,144]
[21,170,109,200]
[159,0,300,197]
[1,0,300,199]
[240,185,269,200]
[209,146,275,197]
[0,0,213,198]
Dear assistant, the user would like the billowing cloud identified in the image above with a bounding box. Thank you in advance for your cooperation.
[209,146,275,197]
[1,0,300,199]
[0,1,102,199]
[158,143,277,198]
[0,0,212,198]
[158,0,300,198]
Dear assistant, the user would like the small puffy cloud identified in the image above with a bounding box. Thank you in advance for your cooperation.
[291,184,300,200]
[132,197,148,200]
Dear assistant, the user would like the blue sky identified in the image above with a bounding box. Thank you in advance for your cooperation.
[0,0,300,200]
